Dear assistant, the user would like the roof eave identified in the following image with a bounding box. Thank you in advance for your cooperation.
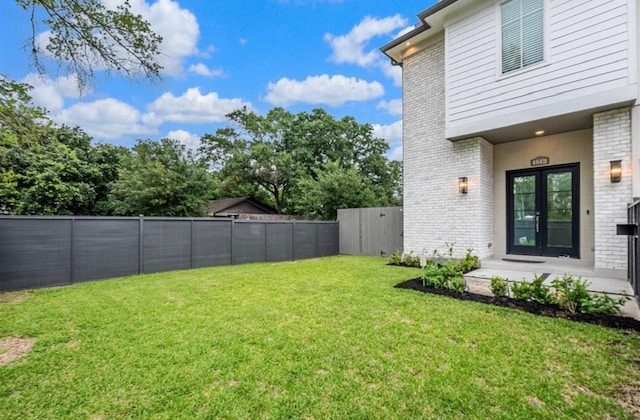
[417,0,460,21]
[380,0,460,64]
[379,24,430,65]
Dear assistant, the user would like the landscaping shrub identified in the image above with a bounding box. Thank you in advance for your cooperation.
[458,249,479,273]
[387,251,421,268]
[551,275,590,314]
[579,294,629,315]
[511,281,534,301]
[490,276,509,297]
[445,274,467,293]
[530,275,555,304]
[422,261,446,288]
[422,259,465,292]
[387,252,402,266]
[403,253,422,268]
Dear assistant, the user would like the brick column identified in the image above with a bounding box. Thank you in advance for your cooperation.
[593,107,632,270]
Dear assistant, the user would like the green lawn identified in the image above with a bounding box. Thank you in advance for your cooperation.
[1,256,639,418]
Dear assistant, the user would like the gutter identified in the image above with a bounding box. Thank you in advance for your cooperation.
[379,0,460,65]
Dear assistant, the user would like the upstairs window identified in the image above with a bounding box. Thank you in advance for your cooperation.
[501,0,544,74]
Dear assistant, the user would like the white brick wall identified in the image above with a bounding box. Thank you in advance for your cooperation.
[403,40,494,259]
[593,107,633,270]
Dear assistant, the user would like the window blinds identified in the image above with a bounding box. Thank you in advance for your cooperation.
[502,0,543,73]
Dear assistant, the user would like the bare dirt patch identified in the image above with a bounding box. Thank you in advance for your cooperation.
[0,337,35,366]
[0,291,32,305]
[616,383,640,417]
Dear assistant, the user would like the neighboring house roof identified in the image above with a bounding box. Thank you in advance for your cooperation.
[206,197,277,217]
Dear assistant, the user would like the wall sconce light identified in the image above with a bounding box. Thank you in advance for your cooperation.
[459,177,468,194]
[610,160,622,183]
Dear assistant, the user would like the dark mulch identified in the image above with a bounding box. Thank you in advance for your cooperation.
[395,278,640,332]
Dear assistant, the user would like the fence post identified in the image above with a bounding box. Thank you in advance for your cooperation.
[70,217,75,284]
[139,216,144,274]
[358,208,363,254]
[292,220,296,261]
[315,223,319,258]
[190,218,194,269]
[230,218,236,265]
[264,221,268,262]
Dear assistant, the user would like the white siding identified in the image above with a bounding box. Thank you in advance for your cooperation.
[445,0,634,138]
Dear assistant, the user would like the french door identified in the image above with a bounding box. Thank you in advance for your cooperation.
[507,164,580,258]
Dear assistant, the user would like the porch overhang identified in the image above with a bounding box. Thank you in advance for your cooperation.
[447,86,637,144]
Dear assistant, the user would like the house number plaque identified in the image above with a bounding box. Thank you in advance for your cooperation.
[530,156,549,166]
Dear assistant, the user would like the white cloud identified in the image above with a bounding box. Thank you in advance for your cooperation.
[264,74,384,107]
[324,15,407,67]
[389,145,402,161]
[53,98,156,139]
[373,119,402,146]
[198,45,217,58]
[146,87,252,124]
[373,120,403,161]
[377,99,402,116]
[166,129,201,151]
[188,63,224,78]
[23,73,85,112]
[107,0,200,76]
[381,64,402,87]
[325,15,408,86]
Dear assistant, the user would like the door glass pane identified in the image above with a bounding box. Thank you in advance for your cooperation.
[547,172,572,247]
[513,175,536,247]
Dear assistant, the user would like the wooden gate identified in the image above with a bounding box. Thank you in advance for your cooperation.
[337,207,403,257]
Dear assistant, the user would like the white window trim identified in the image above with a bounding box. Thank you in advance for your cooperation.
[494,0,551,81]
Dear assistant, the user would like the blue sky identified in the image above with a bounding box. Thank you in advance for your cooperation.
[0,0,436,160]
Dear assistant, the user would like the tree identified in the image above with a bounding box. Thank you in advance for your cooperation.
[200,108,299,214]
[108,139,214,216]
[0,123,101,215]
[199,107,402,217]
[295,162,378,220]
[15,0,163,90]
[89,143,131,215]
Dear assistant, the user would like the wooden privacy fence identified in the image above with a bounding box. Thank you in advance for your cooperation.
[0,216,339,291]
[337,207,403,257]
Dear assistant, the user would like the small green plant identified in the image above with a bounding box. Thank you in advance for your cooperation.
[490,276,509,297]
[403,253,421,268]
[530,275,555,304]
[511,281,534,301]
[387,252,402,266]
[578,293,629,315]
[445,274,466,293]
[458,249,479,273]
[422,260,446,288]
[422,259,465,292]
[551,274,590,314]
[389,251,421,267]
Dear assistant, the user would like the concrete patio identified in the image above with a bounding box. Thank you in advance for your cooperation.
[465,256,639,320]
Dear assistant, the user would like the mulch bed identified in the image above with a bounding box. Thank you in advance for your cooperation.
[395,278,640,332]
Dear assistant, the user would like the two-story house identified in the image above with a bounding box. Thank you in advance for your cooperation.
[381,0,639,279]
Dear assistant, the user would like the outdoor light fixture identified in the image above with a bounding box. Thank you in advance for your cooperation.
[459,177,468,194]
[535,130,545,136]
[610,160,622,183]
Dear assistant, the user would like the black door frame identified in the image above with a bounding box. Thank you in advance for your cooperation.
[506,163,580,258]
